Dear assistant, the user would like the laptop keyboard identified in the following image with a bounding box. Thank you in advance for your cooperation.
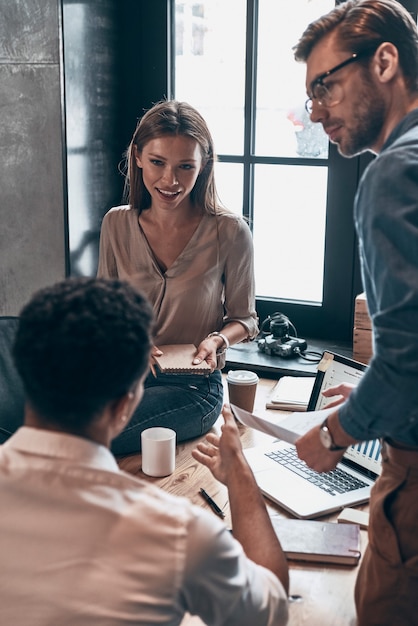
[265,447,368,496]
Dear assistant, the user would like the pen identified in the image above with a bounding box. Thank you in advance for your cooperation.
[199,488,225,519]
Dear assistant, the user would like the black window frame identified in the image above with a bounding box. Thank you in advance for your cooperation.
[169,0,416,342]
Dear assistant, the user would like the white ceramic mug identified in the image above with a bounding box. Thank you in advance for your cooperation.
[141,427,176,477]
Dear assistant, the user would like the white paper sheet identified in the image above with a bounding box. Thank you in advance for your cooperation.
[231,404,335,444]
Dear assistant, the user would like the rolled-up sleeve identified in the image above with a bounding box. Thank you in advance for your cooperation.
[97,210,120,279]
[221,217,259,339]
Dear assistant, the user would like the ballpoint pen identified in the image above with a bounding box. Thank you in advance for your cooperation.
[199,488,225,519]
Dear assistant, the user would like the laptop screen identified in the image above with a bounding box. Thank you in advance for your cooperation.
[344,440,382,476]
[308,351,382,477]
[308,351,367,412]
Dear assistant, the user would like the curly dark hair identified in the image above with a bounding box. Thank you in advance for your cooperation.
[13,277,154,430]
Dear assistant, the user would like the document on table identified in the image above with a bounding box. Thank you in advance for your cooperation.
[231,404,335,444]
[266,376,315,411]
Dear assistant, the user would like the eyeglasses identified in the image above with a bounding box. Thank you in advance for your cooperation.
[305,52,369,114]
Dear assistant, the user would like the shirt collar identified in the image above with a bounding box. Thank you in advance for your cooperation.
[4,426,120,472]
[381,107,418,153]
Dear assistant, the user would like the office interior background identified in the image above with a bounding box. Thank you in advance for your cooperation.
[1,0,417,344]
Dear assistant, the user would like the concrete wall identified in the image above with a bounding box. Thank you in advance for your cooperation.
[0,0,66,315]
[63,0,122,278]
[64,0,170,278]
[0,0,170,313]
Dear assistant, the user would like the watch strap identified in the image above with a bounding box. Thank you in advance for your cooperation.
[320,417,346,451]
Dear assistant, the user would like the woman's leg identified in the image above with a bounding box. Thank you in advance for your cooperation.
[111,369,223,455]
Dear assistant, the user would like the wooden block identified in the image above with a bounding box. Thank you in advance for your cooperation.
[353,353,372,366]
[353,327,373,364]
[354,292,372,330]
[353,327,373,346]
[353,328,373,351]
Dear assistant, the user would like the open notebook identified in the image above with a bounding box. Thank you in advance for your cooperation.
[237,351,382,519]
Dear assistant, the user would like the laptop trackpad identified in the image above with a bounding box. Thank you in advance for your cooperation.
[254,468,336,519]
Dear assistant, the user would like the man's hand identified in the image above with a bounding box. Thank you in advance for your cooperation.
[295,425,346,472]
[321,382,355,409]
[192,404,246,485]
[295,409,356,472]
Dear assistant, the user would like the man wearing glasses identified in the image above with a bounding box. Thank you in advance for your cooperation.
[293,1,418,625]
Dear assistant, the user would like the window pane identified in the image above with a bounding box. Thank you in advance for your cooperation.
[253,164,328,303]
[174,0,247,155]
[214,162,243,217]
[255,0,332,158]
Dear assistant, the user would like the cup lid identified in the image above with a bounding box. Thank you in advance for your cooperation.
[226,370,259,384]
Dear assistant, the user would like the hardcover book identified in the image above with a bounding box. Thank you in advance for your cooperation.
[271,518,361,565]
[153,344,211,375]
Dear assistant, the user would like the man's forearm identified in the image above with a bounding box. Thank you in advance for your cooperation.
[227,458,289,592]
[327,410,358,448]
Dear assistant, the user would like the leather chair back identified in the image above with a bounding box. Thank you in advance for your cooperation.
[0,317,25,443]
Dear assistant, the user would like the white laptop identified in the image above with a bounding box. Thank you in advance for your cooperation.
[239,351,382,519]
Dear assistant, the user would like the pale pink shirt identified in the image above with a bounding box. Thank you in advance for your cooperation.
[97,207,259,367]
[0,427,288,625]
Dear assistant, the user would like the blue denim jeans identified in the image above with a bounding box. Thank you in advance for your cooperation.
[111,369,223,455]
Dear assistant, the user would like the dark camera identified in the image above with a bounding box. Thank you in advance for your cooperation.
[257,313,307,358]
[258,335,308,357]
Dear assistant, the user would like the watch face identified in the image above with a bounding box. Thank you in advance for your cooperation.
[320,426,332,449]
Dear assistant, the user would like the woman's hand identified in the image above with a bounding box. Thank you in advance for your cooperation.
[151,345,163,358]
[193,323,247,371]
[192,337,220,371]
[149,346,163,377]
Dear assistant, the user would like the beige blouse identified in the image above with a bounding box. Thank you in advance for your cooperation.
[97,206,259,367]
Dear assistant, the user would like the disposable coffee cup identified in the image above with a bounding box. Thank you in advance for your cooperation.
[226,370,259,413]
[141,427,176,477]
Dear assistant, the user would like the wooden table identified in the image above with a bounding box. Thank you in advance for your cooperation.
[118,376,367,626]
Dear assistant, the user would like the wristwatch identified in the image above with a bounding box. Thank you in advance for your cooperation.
[319,417,346,451]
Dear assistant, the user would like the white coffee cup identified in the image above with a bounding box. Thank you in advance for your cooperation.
[141,427,176,477]
[226,370,259,413]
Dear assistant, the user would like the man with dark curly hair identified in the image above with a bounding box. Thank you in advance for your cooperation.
[0,277,288,625]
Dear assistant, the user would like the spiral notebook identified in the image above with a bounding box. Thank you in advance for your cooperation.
[153,344,211,375]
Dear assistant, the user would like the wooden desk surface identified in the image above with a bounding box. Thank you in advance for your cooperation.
[118,376,367,626]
